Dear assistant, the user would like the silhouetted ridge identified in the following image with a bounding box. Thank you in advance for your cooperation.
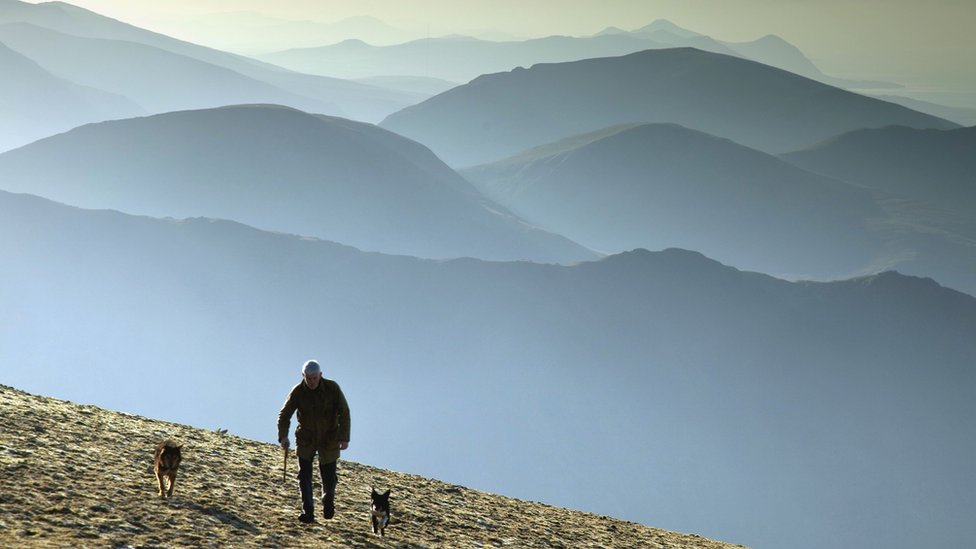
[0,38,143,151]
[781,124,976,215]
[0,1,424,126]
[381,46,955,167]
[463,120,896,282]
[0,104,595,263]
[634,20,702,38]
[844,270,971,302]
[597,248,727,272]
[4,189,976,549]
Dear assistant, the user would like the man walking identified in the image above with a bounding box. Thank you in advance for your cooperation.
[278,359,351,523]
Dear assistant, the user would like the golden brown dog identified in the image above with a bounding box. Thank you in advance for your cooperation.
[153,440,182,499]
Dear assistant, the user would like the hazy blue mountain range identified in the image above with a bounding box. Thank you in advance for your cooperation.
[782,125,976,215]
[462,123,976,295]
[257,17,893,91]
[623,19,704,39]
[0,0,333,83]
[605,20,709,43]
[0,0,423,138]
[380,48,958,167]
[3,5,973,549]
[0,104,594,263]
[2,189,974,549]
[259,32,672,82]
[174,13,419,53]
[0,22,342,116]
[463,123,883,279]
[779,126,976,295]
[710,35,894,90]
[0,40,143,151]
[598,21,896,90]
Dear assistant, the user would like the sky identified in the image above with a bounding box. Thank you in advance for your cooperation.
[25,0,976,106]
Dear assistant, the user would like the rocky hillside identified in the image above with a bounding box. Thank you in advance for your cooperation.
[0,385,746,549]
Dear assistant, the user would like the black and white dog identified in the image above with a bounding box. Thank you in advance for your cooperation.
[371,488,391,537]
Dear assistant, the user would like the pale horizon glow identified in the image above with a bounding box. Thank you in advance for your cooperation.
[20,0,976,107]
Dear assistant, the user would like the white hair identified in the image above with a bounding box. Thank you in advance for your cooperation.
[302,360,321,375]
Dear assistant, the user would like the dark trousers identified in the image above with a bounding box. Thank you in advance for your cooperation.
[298,456,337,515]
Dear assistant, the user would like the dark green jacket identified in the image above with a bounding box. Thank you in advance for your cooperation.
[277,378,351,462]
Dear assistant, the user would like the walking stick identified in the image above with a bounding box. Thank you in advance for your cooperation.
[283,446,288,483]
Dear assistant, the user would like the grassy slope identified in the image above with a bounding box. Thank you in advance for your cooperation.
[0,385,746,549]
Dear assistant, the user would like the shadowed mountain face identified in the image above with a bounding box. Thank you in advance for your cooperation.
[464,123,887,280]
[781,125,976,215]
[0,104,593,263]
[380,48,957,167]
[779,126,976,295]
[0,385,745,549]
[0,40,143,151]
[462,123,976,293]
[2,190,975,549]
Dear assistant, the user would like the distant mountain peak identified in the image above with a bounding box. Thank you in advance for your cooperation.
[754,33,790,44]
[633,19,702,38]
[855,270,936,286]
[598,247,726,271]
[748,33,805,54]
[594,26,629,36]
[845,270,976,302]
[335,38,370,47]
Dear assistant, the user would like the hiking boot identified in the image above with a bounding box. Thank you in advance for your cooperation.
[298,512,315,524]
[323,495,335,520]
